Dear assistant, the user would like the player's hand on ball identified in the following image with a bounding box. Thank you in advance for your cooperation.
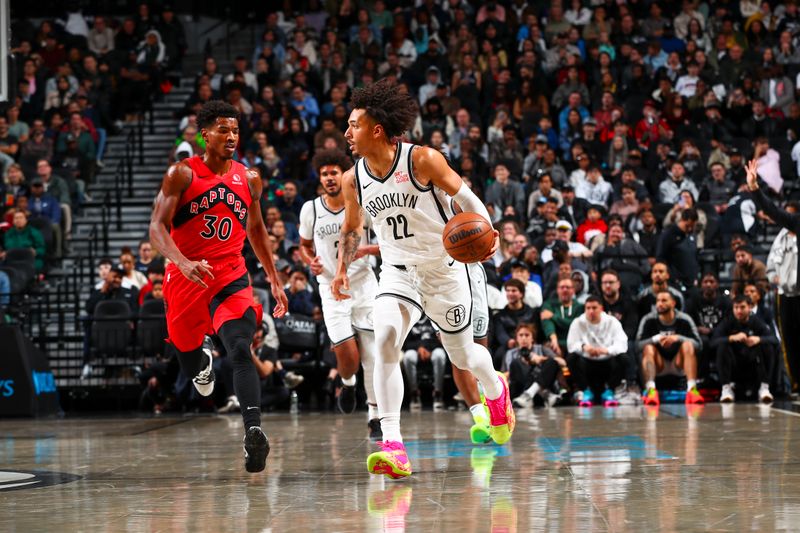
[331,272,351,301]
[180,259,214,289]
[309,255,324,276]
[480,230,500,262]
[271,283,288,318]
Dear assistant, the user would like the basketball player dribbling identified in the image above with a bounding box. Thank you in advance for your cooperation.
[150,101,288,473]
[332,80,515,479]
[298,149,382,439]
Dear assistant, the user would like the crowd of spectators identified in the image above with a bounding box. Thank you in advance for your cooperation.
[0,5,187,319]
[76,1,800,412]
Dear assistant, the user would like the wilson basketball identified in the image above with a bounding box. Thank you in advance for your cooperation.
[442,212,495,263]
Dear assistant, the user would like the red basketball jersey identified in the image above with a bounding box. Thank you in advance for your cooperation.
[170,156,252,262]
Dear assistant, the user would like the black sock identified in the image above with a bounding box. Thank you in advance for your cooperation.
[218,309,260,430]
[175,344,207,379]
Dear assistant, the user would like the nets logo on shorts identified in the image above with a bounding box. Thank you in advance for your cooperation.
[445,305,466,327]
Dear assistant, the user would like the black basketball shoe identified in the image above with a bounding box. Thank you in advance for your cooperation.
[337,384,357,414]
[192,348,215,397]
[368,418,383,441]
[243,427,270,473]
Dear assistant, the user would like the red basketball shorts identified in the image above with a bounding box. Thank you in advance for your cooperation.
[163,256,259,352]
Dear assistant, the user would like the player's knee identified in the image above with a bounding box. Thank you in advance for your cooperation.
[642,344,656,358]
[680,341,695,355]
[403,349,417,365]
[431,347,446,364]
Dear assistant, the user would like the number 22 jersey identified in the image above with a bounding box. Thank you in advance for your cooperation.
[354,142,452,266]
[169,156,252,262]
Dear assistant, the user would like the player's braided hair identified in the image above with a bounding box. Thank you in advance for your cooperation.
[350,78,417,140]
[312,149,353,173]
[197,100,240,129]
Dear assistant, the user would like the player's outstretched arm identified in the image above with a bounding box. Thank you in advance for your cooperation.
[245,167,288,318]
[413,146,499,261]
[150,162,215,288]
[332,168,363,300]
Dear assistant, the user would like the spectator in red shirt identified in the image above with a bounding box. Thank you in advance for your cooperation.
[576,205,608,245]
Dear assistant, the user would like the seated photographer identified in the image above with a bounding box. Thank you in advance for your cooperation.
[566,296,629,407]
[711,295,778,403]
[504,323,562,409]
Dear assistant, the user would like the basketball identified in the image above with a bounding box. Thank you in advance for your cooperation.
[442,212,495,263]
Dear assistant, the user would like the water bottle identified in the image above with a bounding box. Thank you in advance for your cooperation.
[290,390,299,414]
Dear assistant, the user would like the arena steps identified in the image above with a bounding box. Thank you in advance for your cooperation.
[42,74,196,387]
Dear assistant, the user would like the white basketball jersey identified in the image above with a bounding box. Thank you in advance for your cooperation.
[298,196,372,284]
[355,142,453,266]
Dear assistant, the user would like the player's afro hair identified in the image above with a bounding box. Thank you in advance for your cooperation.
[311,149,353,173]
[197,100,240,129]
[350,78,417,140]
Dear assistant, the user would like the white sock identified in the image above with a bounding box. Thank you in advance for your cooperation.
[524,382,541,398]
[469,403,485,423]
[440,331,503,400]
[646,380,656,390]
[341,375,356,387]
[368,403,379,420]
[380,413,402,443]
[687,379,697,391]
[761,382,770,389]
[357,330,378,413]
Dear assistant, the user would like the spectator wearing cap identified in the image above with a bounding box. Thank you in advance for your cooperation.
[659,160,699,205]
[575,165,612,207]
[576,205,607,246]
[85,265,139,316]
[418,66,443,106]
[558,183,589,229]
[485,163,526,217]
[542,220,593,265]
[5,209,46,271]
[656,207,700,290]
[731,244,769,296]
[490,278,539,367]
[522,135,553,182]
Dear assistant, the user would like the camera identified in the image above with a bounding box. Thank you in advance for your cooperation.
[519,347,531,361]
